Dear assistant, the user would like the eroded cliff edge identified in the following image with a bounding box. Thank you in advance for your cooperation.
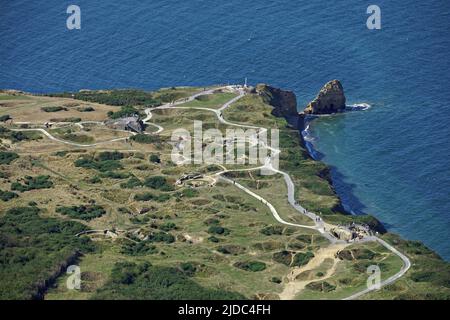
[253,82,385,233]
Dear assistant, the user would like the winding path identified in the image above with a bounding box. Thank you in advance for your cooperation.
[146,86,411,300]
[13,86,411,299]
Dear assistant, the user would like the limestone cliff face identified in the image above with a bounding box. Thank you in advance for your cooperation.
[303,80,346,115]
[255,84,298,117]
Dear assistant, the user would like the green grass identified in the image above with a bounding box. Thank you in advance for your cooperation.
[180,92,237,110]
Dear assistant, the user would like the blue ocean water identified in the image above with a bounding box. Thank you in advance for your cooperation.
[1,1,449,259]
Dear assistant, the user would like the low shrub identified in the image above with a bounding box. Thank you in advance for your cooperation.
[0,151,19,165]
[0,115,11,122]
[149,154,161,163]
[143,176,173,191]
[260,225,284,236]
[11,175,53,192]
[234,261,266,272]
[121,241,157,256]
[0,189,18,202]
[41,106,66,112]
[56,205,106,221]
[131,134,160,144]
[208,225,230,236]
[291,251,315,267]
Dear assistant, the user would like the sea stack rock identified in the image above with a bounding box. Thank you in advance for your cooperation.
[303,80,346,115]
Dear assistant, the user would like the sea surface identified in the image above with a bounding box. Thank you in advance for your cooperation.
[1,0,449,259]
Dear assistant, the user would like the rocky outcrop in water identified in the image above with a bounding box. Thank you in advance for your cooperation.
[303,80,346,115]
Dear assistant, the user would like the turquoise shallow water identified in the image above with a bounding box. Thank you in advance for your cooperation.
[1,1,449,259]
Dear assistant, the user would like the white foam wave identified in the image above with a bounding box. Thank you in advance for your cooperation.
[346,103,371,111]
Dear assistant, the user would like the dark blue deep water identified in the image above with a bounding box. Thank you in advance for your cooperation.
[1,1,449,259]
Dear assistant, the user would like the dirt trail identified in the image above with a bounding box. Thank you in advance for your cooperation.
[279,243,349,300]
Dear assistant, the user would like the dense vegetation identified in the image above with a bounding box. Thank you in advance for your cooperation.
[11,175,53,192]
[143,176,173,191]
[208,225,230,236]
[93,262,245,300]
[260,225,284,236]
[120,242,157,256]
[134,192,171,202]
[77,106,95,112]
[74,153,124,173]
[49,90,162,107]
[0,151,19,164]
[0,207,95,299]
[130,134,160,144]
[0,114,11,122]
[56,205,107,221]
[147,231,175,244]
[0,126,41,143]
[0,189,18,201]
[107,106,141,119]
[149,154,161,163]
[291,251,315,267]
[234,261,266,272]
[120,176,143,189]
[41,106,66,112]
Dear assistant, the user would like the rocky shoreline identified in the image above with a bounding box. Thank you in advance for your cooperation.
[256,81,387,233]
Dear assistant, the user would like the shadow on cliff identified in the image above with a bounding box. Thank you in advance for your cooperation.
[298,125,368,216]
[327,164,368,215]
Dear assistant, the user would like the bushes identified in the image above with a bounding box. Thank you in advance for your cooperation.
[0,189,18,201]
[77,106,95,112]
[217,245,245,255]
[0,129,39,143]
[143,176,173,191]
[208,225,230,236]
[271,277,282,284]
[121,242,157,256]
[97,151,124,161]
[74,155,123,173]
[120,177,142,189]
[0,114,11,122]
[208,236,220,243]
[260,225,284,236]
[41,106,66,112]
[291,251,315,267]
[56,205,106,221]
[0,151,19,164]
[234,261,266,272]
[148,231,175,244]
[134,192,171,202]
[149,154,161,163]
[101,171,130,179]
[50,89,161,107]
[11,175,53,192]
[306,281,336,292]
[131,134,160,144]
[272,250,315,267]
[107,106,140,119]
[0,206,94,299]
[179,262,197,277]
[272,251,293,266]
[160,222,176,232]
[93,262,245,300]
